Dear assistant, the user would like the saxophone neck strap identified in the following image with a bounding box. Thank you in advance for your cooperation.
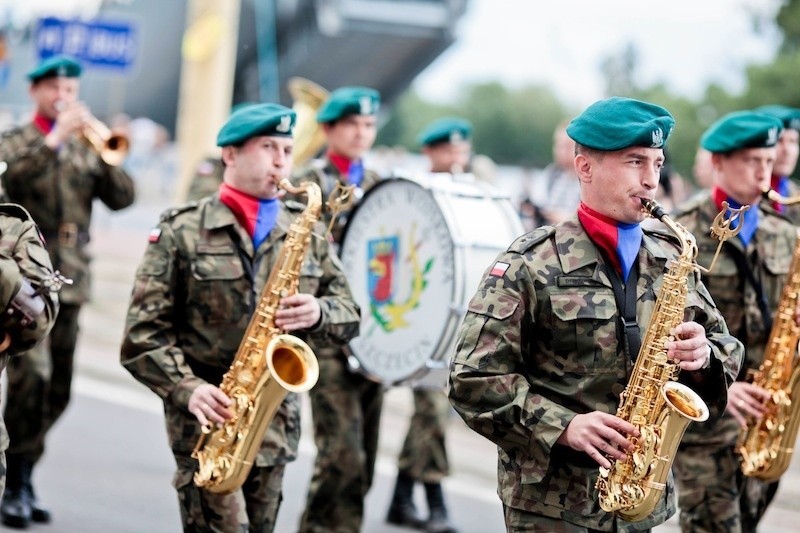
[723,241,773,335]
[603,259,641,362]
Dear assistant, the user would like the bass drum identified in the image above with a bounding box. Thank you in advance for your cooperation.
[339,173,525,387]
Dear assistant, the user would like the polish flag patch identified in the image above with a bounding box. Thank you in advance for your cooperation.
[490,261,510,277]
[148,228,162,243]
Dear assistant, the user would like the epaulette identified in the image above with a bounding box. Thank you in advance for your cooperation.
[159,201,199,223]
[508,225,555,254]
[0,203,33,222]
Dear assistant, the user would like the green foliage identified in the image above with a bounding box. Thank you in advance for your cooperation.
[376,82,574,168]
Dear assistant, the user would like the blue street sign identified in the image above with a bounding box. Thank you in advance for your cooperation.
[35,17,138,74]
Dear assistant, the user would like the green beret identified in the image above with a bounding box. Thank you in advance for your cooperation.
[216,103,296,146]
[700,111,784,153]
[754,105,800,131]
[566,97,675,151]
[417,117,473,146]
[317,86,380,123]
[27,55,82,82]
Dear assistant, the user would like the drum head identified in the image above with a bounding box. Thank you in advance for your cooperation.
[339,177,457,385]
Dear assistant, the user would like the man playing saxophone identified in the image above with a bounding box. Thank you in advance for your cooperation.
[672,111,796,533]
[120,103,361,532]
[0,54,135,528]
[756,105,800,224]
[449,97,743,532]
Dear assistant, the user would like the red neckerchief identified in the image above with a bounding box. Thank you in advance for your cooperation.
[711,186,730,212]
[576,202,642,280]
[328,151,352,176]
[32,113,55,135]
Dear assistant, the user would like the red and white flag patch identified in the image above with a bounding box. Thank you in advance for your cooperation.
[490,261,510,277]
[148,228,162,243]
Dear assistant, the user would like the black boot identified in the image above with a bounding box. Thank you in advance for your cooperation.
[424,482,457,533]
[1,455,32,529]
[386,472,425,529]
[24,461,51,524]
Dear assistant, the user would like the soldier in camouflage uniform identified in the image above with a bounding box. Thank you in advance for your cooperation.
[386,117,472,533]
[0,55,135,527]
[449,97,743,532]
[121,103,360,532]
[755,105,800,225]
[0,202,60,514]
[292,86,385,533]
[672,111,794,533]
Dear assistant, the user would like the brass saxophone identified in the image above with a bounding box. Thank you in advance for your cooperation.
[596,198,746,521]
[192,179,322,494]
[737,190,800,482]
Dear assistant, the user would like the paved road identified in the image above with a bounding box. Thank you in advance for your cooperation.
[1,195,799,532]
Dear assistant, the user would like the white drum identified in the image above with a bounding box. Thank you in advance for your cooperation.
[339,173,525,387]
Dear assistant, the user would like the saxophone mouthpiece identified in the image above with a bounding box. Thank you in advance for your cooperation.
[641,198,667,220]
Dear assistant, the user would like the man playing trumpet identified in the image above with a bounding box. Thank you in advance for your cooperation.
[0,54,135,528]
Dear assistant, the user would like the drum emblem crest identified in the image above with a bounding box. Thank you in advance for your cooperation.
[366,226,433,333]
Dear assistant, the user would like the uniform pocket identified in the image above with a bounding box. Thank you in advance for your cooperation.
[548,289,617,373]
[189,252,247,325]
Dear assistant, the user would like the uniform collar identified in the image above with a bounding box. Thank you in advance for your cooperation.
[555,215,671,291]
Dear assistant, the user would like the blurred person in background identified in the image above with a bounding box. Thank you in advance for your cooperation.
[672,111,791,533]
[654,149,690,212]
[0,55,135,528]
[384,117,469,533]
[292,86,385,533]
[692,147,715,191]
[522,120,581,231]
[755,105,800,224]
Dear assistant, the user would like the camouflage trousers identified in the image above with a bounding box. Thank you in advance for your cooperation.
[673,441,742,533]
[4,304,81,463]
[175,455,285,533]
[299,357,384,533]
[397,388,450,483]
[502,505,652,532]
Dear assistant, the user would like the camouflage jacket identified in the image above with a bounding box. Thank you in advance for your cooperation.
[449,215,743,531]
[0,203,60,452]
[290,157,382,245]
[674,192,797,445]
[0,123,136,304]
[120,195,360,479]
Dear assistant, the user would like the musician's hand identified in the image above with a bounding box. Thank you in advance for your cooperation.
[46,101,89,148]
[556,412,639,469]
[275,293,321,331]
[188,384,233,426]
[666,321,711,372]
[726,381,770,428]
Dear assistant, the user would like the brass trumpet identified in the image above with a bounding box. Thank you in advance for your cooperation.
[55,101,129,166]
[81,116,130,167]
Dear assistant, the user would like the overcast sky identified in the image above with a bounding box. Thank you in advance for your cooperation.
[413,0,785,108]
